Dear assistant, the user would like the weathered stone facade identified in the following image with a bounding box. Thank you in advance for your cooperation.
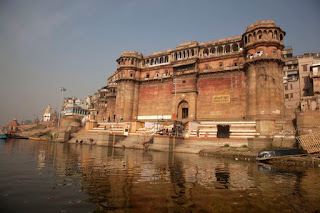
[106,21,286,133]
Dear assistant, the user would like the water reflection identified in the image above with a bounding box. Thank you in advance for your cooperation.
[0,140,320,212]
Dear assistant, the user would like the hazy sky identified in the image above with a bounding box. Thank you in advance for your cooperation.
[0,0,319,125]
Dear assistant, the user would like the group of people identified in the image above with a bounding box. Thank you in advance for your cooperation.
[157,126,183,136]
[75,138,95,145]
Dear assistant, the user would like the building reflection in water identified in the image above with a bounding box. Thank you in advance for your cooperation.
[32,142,320,213]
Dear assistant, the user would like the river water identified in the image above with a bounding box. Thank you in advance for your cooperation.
[0,139,320,213]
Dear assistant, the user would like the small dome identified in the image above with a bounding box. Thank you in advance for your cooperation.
[8,119,19,127]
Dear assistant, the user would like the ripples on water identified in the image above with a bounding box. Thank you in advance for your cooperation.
[0,139,320,212]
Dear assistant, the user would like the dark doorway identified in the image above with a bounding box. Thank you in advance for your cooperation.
[182,108,188,119]
[217,125,230,138]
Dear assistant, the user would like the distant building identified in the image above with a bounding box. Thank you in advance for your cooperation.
[310,62,320,94]
[61,97,89,119]
[43,104,52,121]
[8,119,19,133]
[92,86,117,122]
[298,53,320,97]
[282,47,300,109]
[298,54,320,111]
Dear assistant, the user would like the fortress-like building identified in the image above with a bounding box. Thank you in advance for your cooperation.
[104,20,287,141]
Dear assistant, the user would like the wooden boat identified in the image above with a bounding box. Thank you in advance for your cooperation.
[29,137,49,141]
[8,134,29,139]
[257,148,305,161]
[0,134,8,139]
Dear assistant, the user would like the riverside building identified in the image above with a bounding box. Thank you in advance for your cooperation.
[101,20,293,148]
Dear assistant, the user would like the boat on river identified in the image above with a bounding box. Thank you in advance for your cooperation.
[0,134,8,139]
[257,148,306,161]
[8,134,29,139]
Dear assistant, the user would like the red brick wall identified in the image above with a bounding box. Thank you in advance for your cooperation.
[138,80,173,116]
[197,71,247,120]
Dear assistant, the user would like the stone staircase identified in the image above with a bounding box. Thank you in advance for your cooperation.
[135,128,155,136]
[189,121,259,139]
[90,122,124,134]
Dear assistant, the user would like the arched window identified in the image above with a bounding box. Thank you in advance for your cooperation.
[232,43,238,52]
[217,46,223,54]
[203,48,209,56]
[268,30,273,39]
[263,30,267,39]
[186,50,189,58]
[244,36,247,44]
[280,34,283,41]
[159,57,163,63]
[248,34,252,42]
[150,59,154,65]
[257,30,262,39]
[174,52,177,60]
[191,49,194,56]
[274,30,278,39]
[165,56,169,63]
[225,45,230,53]
[210,48,215,54]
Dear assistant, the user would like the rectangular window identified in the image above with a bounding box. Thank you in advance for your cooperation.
[290,84,293,90]
[303,65,308,72]
[182,108,188,119]
[285,94,289,99]
[285,85,288,90]
[290,93,293,99]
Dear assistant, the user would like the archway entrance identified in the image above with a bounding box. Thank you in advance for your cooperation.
[177,101,189,121]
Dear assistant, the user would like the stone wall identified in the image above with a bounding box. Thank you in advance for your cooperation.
[197,71,246,120]
[297,111,320,135]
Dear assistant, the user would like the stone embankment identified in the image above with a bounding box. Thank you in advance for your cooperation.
[199,147,258,162]
[67,131,320,168]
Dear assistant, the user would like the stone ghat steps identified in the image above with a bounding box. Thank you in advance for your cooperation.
[135,128,155,135]
[89,128,123,134]
[89,122,124,134]
[189,121,258,139]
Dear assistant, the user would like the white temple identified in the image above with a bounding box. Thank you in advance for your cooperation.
[43,104,52,121]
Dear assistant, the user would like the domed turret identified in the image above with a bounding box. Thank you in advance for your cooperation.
[243,20,286,122]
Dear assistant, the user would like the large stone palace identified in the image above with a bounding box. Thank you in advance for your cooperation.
[105,20,285,126]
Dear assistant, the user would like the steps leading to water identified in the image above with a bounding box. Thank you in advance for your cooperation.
[189,121,258,139]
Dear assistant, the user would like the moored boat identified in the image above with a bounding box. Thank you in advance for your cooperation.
[0,134,8,139]
[257,148,306,161]
[8,134,29,139]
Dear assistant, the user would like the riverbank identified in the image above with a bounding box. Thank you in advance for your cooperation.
[199,147,258,162]
[16,126,320,168]
[199,147,320,167]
